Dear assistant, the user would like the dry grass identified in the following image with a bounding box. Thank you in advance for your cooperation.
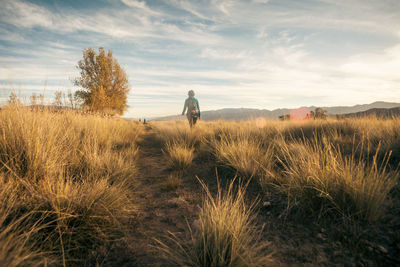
[264,137,398,221]
[0,212,49,267]
[153,121,207,147]
[0,175,52,266]
[161,173,181,191]
[28,175,133,259]
[0,106,141,181]
[163,141,195,170]
[209,131,274,179]
[156,178,272,267]
[2,104,398,265]
[0,105,142,264]
[154,117,399,224]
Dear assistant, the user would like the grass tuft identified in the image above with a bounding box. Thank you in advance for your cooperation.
[161,173,181,191]
[156,177,273,267]
[209,132,273,179]
[163,141,195,170]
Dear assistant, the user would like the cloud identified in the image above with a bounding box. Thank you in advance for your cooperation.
[340,44,400,79]
[0,0,219,44]
[0,28,26,43]
[1,0,54,29]
[166,0,213,20]
[213,0,234,15]
[252,0,270,3]
[121,0,146,9]
[120,0,162,16]
[200,48,250,59]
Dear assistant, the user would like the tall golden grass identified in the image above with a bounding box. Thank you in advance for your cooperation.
[267,136,398,221]
[0,175,52,266]
[155,121,210,170]
[163,141,195,170]
[2,105,398,265]
[156,178,272,267]
[154,117,399,223]
[209,131,273,179]
[153,120,210,147]
[0,105,142,265]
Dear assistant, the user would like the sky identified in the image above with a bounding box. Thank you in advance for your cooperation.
[0,0,399,118]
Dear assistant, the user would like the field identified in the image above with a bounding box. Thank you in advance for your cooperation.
[0,106,399,266]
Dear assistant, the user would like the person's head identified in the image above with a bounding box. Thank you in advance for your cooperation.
[188,90,195,97]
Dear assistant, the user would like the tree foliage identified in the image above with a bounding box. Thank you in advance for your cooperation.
[310,107,327,119]
[74,47,130,115]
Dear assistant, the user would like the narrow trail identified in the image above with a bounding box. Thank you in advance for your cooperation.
[126,125,204,267]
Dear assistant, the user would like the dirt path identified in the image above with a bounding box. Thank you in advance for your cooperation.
[123,125,206,266]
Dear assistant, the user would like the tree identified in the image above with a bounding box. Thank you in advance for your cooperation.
[310,107,327,119]
[74,47,130,115]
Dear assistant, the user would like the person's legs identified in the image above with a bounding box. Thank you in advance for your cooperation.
[192,117,198,126]
[187,115,193,128]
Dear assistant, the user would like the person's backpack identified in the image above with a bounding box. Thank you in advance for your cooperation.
[189,98,199,118]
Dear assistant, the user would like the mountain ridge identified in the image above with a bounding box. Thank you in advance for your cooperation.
[153,101,400,121]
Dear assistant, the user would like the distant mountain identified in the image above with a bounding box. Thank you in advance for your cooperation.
[319,101,400,115]
[338,107,400,119]
[153,108,290,121]
[153,101,400,121]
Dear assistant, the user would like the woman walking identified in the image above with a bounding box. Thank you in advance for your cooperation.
[182,90,200,128]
